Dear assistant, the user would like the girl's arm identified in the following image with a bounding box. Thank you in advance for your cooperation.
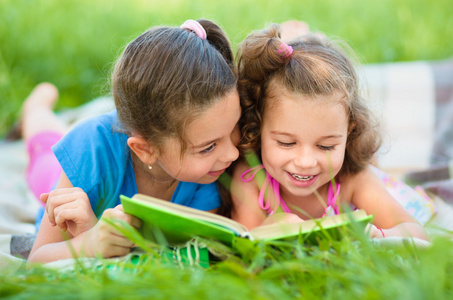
[347,166,429,241]
[28,171,140,263]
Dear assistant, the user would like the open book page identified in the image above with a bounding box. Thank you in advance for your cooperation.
[249,209,371,241]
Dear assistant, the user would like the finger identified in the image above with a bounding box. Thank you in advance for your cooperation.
[46,196,76,226]
[287,215,304,224]
[100,208,143,236]
[47,190,89,208]
[129,216,142,229]
[102,244,132,258]
[365,224,379,238]
[47,187,84,197]
[54,207,79,231]
[46,199,56,227]
[108,233,135,248]
[89,222,136,258]
[46,191,89,224]
[40,193,49,204]
[115,210,142,229]
[56,204,98,233]
[59,221,68,232]
[91,234,132,258]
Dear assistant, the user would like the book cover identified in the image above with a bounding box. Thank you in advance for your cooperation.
[120,194,372,247]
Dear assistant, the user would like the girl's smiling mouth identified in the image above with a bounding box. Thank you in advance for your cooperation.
[289,173,314,181]
[208,168,227,177]
[287,172,319,187]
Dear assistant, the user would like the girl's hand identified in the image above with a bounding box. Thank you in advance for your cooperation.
[366,224,386,239]
[41,188,97,237]
[82,205,142,258]
[261,212,305,226]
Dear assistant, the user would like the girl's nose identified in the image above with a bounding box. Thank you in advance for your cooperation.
[224,140,239,163]
[223,126,240,163]
[293,148,317,169]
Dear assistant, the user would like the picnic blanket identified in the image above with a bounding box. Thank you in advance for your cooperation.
[364,58,453,205]
[1,58,453,273]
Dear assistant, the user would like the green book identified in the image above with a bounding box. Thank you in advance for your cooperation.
[120,194,372,247]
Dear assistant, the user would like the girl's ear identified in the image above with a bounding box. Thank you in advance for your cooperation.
[127,136,157,165]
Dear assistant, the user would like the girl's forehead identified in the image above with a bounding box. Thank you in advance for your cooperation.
[185,91,240,144]
[266,91,348,115]
[266,77,349,106]
[263,92,349,134]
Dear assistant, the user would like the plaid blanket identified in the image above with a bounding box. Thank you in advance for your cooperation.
[404,59,453,204]
[363,57,453,204]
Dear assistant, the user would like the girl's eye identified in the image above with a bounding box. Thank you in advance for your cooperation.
[277,141,295,148]
[200,143,216,154]
[318,145,335,151]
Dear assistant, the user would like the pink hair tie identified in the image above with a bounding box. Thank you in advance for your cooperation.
[180,19,207,40]
[277,43,293,58]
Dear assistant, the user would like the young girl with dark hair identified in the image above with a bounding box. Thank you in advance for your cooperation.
[28,19,241,262]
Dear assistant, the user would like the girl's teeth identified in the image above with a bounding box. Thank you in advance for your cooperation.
[291,173,314,181]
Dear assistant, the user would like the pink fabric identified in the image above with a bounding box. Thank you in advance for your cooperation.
[180,19,207,40]
[325,181,340,215]
[26,131,63,206]
[241,165,340,216]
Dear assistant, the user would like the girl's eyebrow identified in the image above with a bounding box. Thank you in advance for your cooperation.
[270,131,344,139]
[193,138,218,149]
[270,131,294,137]
[319,134,344,139]
[193,112,241,149]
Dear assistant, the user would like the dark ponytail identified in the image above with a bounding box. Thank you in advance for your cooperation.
[198,19,234,66]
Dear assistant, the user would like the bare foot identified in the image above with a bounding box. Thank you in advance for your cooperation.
[280,20,310,42]
[23,83,59,114]
[22,83,67,141]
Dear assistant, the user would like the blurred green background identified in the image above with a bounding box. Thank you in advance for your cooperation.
[1,0,452,137]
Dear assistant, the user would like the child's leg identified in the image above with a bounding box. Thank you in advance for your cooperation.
[26,131,63,204]
[22,83,67,204]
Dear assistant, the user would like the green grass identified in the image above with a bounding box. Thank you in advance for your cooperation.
[1,0,453,297]
[1,0,453,137]
[2,225,453,299]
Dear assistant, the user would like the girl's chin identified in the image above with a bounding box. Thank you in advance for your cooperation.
[195,175,219,184]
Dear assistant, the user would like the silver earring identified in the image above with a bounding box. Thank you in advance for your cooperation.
[148,165,152,170]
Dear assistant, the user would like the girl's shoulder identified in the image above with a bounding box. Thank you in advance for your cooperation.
[231,157,255,177]
[230,157,265,205]
[61,110,126,148]
[338,166,383,202]
[230,157,266,190]
[230,158,259,191]
[229,157,267,228]
[71,110,119,133]
[341,165,378,182]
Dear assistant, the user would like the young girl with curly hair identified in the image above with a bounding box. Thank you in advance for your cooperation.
[229,23,428,240]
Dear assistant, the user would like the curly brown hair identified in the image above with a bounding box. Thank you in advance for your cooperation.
[237,23,381,177]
